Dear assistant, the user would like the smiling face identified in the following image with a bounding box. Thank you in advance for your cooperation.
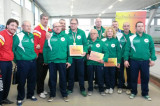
[7,22,18,34]
[40,16,49,27]
[136,22,144,34]
[123,22,130,33]
[70,19,78,31]
[59,19,66,31]
[95,18,102,29]
[22,21,31,33]
[106,28,114,38]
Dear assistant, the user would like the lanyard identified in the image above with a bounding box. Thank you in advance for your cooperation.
[72,32,77,45]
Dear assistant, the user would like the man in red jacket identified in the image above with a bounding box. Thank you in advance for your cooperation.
[0,18,19,105]
[33,13,52,99]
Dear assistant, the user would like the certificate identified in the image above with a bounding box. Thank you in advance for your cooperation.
[89,51,104,62]
[69,45,83,56]
[104,58,117,67]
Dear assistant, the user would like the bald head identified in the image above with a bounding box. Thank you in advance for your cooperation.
[53,22,62,34]
[95,18,102,29]
[22,20,31,33]
[90,29,98,41]
[123,22,130,34]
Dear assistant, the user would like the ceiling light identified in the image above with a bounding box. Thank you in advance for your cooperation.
[102,10,105,14]
[118,0,123,1]
[99,14,101,16]
[71,5,73,9]
[108,5,113,9]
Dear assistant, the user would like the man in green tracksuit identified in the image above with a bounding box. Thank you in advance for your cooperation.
[87,18,105,40]
[67,18,88,96]
[13,21,37,106]
[117,22,134,94]
[87,29,109,96]
[43,22,70,102]
[124,21,157,101]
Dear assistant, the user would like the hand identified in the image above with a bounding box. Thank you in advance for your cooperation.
[46,32,51,40]
[98,60,104,64]
[87,54,90,60]
[36,44,40,50]
[117,63,120,68]
[66,62,71,68]
[124,61,130,68]
[149,60,155,67]
[43,63,48,65]
[82,52,86,56]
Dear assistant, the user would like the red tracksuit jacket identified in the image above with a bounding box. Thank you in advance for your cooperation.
[0,29,14,61]
[33,24,52,56]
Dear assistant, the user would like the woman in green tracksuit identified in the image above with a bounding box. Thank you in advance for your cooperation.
[102,27,121,94]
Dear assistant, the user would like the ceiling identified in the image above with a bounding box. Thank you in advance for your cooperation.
[34,0,160,18]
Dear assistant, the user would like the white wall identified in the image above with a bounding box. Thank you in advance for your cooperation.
[0,0,4,25]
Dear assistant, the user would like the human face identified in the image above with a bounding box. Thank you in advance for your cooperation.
[136,23,144,34]
[53,23,62,34]
[22,22,31,33]
[123,22,130,33]
[112,22,119,31]
[90,29,98,41]
[59,20,66,31]
[70,20,78,31]
[40,16,48,27]
[7,22,18,34]
[95,18,102,28]
[107,28,114,38]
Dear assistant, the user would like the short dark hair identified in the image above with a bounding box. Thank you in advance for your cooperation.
[40,13,48,20]
[5,18,19,29]
[70,18,78,24]
[135,21,144,27]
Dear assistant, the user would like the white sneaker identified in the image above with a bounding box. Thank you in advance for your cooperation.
[126,89,131,95]
[43,91,48,95]
[105,89,109,94]
[48,97,54,102]
[117,88,122,94]
[109,88,113,94]
[39,92,46,99]
[100,92,106,96]
[88,91,93,96]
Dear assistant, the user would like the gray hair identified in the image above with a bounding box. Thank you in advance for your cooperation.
[40,13,49,20]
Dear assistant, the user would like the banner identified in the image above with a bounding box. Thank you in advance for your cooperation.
[115,10,147,33]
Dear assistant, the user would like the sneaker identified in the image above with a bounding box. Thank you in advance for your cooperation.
[48,97,54,102]
[105,89,109,94]
[2,99,14,104]
[43,91,48,95]
[109,88,113,94]
[143,95,152,101]
[88,91,93,96]
[67,90,72,95]
[100,92,106,96]
[17,100,22,106]
[130,94,136,99]
[63,96,69,102]
[117,88,123,94]
[81,91,87,97]
[126,90,131,95]
[39,92,46,99]
[30,96,37,101]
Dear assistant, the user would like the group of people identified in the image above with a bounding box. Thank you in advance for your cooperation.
[0,13,157,106]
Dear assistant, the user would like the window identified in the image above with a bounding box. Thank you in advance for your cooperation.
[145,19,154,25]
[25,0,32,11]
[35,6,39,26]
[157,19,160,25]
[78,19,91,36]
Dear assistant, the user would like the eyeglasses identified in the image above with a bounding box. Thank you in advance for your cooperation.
[70,23,77,25]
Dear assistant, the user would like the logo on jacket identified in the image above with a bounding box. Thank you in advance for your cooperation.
[61,37,65,41]
[111,44,115,48]
[96,44,100,48]
[144,39,149,43]
[77,35,81,39]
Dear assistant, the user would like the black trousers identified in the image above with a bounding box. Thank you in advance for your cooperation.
[36,53,48,94]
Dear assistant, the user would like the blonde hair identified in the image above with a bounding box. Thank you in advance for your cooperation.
[104,27,116,38]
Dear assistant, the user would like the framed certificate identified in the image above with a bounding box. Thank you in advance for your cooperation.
[89,51,104,62]
[104,58,117,67]
[69,45,83,56]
